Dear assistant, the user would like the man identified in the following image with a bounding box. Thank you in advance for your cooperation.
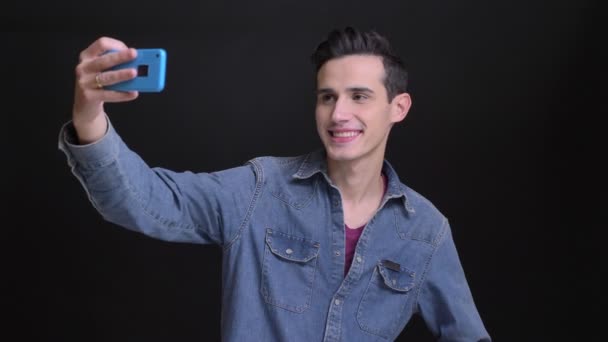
[59,27,491,341]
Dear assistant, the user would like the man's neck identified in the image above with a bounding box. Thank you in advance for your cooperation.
[327,153,385,206]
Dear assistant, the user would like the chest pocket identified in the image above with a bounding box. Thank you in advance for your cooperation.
[357,261,416,339]
[261,229,320,313]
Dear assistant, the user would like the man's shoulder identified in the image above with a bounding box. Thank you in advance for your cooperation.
[391,179,449,246]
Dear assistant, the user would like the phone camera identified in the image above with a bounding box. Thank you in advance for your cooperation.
[137,65,149,77]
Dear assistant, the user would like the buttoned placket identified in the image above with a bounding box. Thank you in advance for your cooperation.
[321,177,398,342]
[323,180,381,342]
[321,183,342,342]
[323,220,374,341]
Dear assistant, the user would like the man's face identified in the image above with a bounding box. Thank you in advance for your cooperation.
[315,55,407,164]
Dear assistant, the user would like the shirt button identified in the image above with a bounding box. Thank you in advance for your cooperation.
[333,200,339,207]
[285,248,293,255]
[356,256,362,263]
[334,299,341,305]
[334,250,341,256]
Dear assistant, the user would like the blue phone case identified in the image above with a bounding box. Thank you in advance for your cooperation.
[105,49,166,92]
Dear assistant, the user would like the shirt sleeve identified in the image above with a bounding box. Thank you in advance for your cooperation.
[416,220,492,341]
[57,116,260,246]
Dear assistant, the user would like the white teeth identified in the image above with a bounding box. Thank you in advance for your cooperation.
[333,131,360,137]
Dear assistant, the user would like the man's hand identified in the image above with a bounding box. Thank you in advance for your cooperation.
[72,37,139,144]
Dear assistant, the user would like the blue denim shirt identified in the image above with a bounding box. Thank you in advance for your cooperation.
[58,118,490,341]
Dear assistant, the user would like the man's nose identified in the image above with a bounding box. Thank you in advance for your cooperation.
[331,98,353,122]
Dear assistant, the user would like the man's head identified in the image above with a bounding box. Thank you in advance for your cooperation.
[311,27,408,102]
[311,27,411,165]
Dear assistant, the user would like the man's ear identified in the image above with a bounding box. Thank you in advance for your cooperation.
[390,93,412,123]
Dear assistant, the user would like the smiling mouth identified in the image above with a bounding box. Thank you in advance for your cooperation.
[328,130,362,143]
[330,130,362,137]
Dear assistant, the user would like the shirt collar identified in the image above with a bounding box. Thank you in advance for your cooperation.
[292,149,415,214]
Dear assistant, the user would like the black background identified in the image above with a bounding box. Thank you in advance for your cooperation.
[3,0,603,340]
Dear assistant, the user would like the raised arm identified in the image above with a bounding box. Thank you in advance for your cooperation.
[59,38,261,247]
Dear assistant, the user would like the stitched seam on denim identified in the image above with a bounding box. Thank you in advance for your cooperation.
[274,155,310,208]
[266,233,320,261]
[410,188,444,217]
[59,128,102,213]
[60,121,120,171]
[224,160,264,251]
[77,156,117,170]
[63,152,104,214]
[413,217,449,311]
[378,266,415,292]
[260,231,270,309]
[294,152,313,178]
[61,138,118,171]
[271,230,320,244]
[393,205,436,245]
[381,159,413,211]
[270,177,317,210]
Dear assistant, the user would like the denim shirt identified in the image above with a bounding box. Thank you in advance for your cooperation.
[58,118,490,341]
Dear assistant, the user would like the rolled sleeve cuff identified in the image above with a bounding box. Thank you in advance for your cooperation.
[57,115,120,169]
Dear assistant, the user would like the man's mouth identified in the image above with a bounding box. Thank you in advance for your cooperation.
[328,130,362,143]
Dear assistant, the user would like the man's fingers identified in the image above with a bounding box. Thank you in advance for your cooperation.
[77,67,137,92]
[94,68,138,88]
[77,48,137,75]
[79,36,129,61]
[75,68,139,105]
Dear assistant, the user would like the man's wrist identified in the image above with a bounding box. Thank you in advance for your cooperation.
[73,114,108,145]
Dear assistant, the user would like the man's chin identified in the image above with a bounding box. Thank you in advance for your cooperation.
[324,147,359,163]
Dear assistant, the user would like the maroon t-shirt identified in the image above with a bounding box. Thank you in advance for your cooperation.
[344,174,387,276]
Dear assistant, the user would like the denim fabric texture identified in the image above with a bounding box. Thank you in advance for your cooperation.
[58,118,490,341]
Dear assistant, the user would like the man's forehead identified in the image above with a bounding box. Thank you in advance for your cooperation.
[319,55,384,75]
[317,55,386,90]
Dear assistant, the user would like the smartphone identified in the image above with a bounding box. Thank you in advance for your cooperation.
[104,48,167,92]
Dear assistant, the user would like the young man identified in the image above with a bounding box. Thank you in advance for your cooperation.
[59,27,491,341]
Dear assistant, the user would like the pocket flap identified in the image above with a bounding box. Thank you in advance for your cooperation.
[377,261,415,292]
[265,229,320,262]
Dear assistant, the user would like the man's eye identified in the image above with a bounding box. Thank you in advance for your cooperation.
[353,94,367,101]
[320,94,335,103]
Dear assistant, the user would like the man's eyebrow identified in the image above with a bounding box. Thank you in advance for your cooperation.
[316,88,335,95]
[347,87,374,94]
[316,87,375,94]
